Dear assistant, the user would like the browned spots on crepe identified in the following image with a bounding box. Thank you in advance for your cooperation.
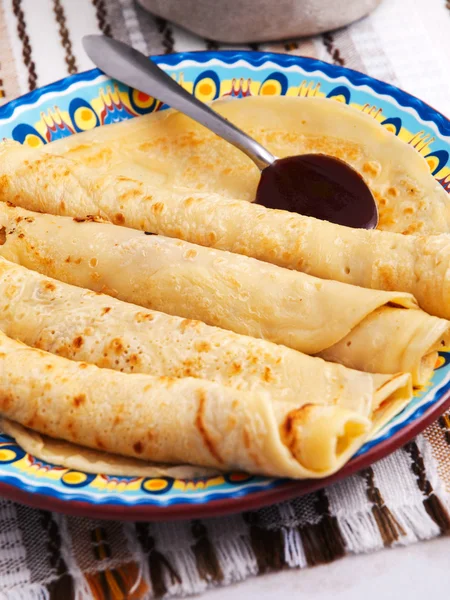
[179,319,199,333]
[113,414,122,426]
[101,307,111,315]
[0,227,6,246]
[109,338,124,355]
[184,197,198,208]
[133,441,144,454]
[85,147,112,167]
[0,174,10,187]
[184,248,197,259]
[375,262,397,290]
[95,436,105,450]
[73,394,86,407]
[229,362,242,375]
[195,341,211,353]
[195,390,223,464]
[113,213,125,225]
[0,394,13,411]
[151,202,165,215]
[362,161,381,178]
[41,280,56,292]
[78,362,88,369]
[387,187,399,198]
[129,353,140,367]
[18,232,25,239]
[72,336,83,349]
[157,375,176,388]
[119,188,141,202]
[402,222,423,235]
[135,311,154,323]
[243,428,262,467]
[282,404,314,457]
[263,366,273,383]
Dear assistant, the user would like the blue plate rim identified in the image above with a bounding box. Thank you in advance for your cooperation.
[0,50,449,136]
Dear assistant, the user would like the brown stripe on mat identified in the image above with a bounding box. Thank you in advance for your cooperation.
[12,0,37,91]
[39,511,75,600]
[206,39,220,51]
[52,0,78,75]
[156,18,175,54]
[191,520,224,583]
[135,523,181,598]
[438,412,450,445]
[284,41,299,52]
[0,1,21,102]
[423,412,450,492]
[243,511,286,574]
[85,526,148,600]
[297,490,346,565]
[362,467,405,545]
[404,440,450,533]
[0,78,4,100]
[322,32,345,66]
[92,0,112,37]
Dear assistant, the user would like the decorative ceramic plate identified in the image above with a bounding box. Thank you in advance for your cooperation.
[0,51,449,521]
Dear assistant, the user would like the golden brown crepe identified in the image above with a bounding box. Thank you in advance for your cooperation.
[0,256,413,426]
[0,99,448,322]
[8,96,448,235]
[0,330,412,478]
[0,205,447,385]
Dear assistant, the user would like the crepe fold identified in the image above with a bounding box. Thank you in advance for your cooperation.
[0,205,447,385]
[0,330,412,478]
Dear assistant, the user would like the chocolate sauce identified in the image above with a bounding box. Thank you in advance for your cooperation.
[255,153,378,229]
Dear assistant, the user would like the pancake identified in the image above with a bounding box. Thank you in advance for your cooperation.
[0,330,412,479]
[0,205,447,385]
[22,95,450,235]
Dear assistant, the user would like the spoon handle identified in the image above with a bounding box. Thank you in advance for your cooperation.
[83,35,275,170]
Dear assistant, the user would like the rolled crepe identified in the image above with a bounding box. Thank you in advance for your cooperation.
[0,102,449,319]
[0,204,447,385]
[0,330,412,478]
[2,96,448,234]
[0,256,411,424]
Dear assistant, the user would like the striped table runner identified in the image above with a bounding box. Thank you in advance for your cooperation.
[0,1,449,598]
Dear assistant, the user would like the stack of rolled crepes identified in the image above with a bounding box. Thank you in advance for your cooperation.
[0,96,448,479]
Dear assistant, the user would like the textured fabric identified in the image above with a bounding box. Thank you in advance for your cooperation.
[0,0,449,598]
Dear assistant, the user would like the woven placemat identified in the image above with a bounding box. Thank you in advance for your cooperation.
[0,1,449,598]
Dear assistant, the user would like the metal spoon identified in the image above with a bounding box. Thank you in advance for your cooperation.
[83,35,379,229]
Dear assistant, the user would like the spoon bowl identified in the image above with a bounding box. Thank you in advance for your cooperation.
[256,154,379,229]
[83,35,379,230]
